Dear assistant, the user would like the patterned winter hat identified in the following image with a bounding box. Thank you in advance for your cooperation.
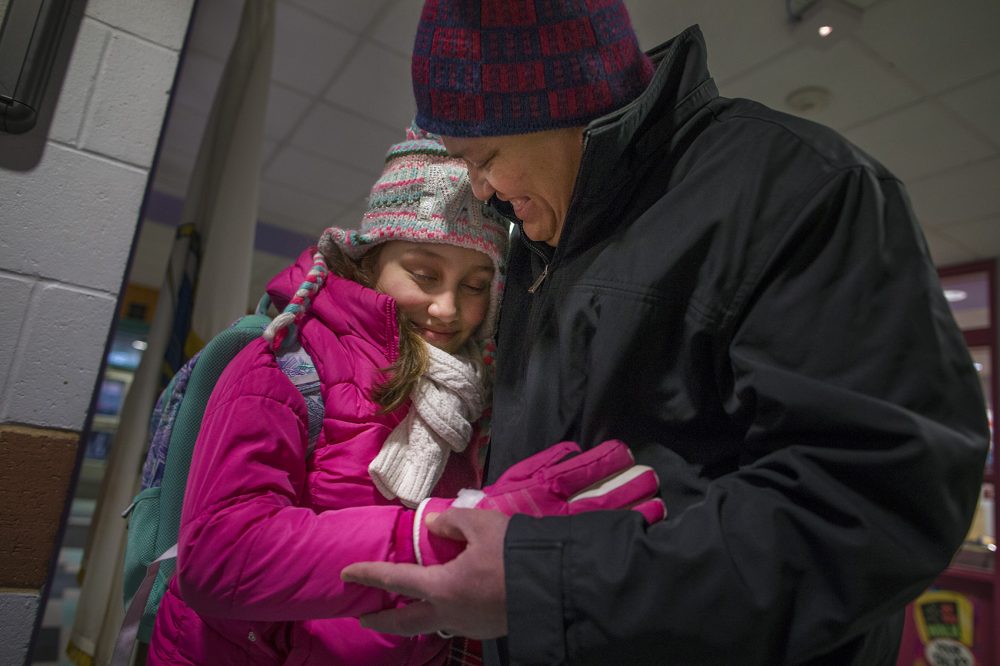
[265,125,510,349]
[412,0,654,137]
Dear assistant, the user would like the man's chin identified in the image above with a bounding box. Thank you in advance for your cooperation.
[521,221,560,247]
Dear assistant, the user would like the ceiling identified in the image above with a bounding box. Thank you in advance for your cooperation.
[131,0,1000,311]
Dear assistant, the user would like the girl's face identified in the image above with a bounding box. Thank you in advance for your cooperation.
[374,241,494,353]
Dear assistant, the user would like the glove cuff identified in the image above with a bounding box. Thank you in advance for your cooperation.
[414,497,463,566]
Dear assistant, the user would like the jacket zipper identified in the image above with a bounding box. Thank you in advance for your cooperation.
[527,263,548,293]
[512,217,552,293]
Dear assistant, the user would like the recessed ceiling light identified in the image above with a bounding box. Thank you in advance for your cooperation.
[944,289,968,303]
[788,0,862,50]
[785,86,832,113]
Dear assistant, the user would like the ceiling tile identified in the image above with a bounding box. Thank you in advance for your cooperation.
[938,216,1000,262]
[286,0,390,34]
[273,2,357,95]
[625,0,798,82]
[721,39,918,131]
[258,180,349,236]
[264,146,375,206]
[939,72,1000,147]
[856,0,1000,95]
[264,83,312,140]
[843,101,995,182]
[370,0,424,57]
[923,228,977,267]
[907,157,1000,228]
[324,42,415,131]
[291,102,399,177]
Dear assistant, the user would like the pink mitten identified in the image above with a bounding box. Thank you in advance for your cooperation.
[415,439,665,565]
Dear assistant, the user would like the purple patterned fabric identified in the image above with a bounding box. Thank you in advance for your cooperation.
[412,0,654,137]
[141,352,201,490]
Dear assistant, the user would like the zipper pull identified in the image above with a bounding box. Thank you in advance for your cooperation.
[527,264,549,293]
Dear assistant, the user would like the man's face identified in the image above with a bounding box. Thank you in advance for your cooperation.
[441,127,584,247]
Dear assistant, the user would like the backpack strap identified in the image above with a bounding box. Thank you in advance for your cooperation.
[111,545,177,666]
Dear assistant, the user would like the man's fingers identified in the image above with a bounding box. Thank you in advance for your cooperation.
[425,510,470,541]
[341,561,433,600]
[429,507,509,541]
[358,600,442,636]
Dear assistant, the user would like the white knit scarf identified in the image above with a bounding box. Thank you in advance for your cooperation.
[369,343,487,508]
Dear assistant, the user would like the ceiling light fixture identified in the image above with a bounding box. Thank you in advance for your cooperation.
[785,85,833,114]
[944,289,968,303]
[786,0,862,50]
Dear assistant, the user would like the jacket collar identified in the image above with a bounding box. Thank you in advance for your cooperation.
[267,248,400,362]
[517,25,719,260]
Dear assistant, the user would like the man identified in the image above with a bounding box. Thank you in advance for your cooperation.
[342,2,989,663]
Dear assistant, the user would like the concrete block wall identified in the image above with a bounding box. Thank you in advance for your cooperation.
[0,1,195,663]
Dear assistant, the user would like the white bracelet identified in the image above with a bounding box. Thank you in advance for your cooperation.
[413,497,434,566]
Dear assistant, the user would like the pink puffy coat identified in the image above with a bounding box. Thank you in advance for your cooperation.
[148,250,484,664]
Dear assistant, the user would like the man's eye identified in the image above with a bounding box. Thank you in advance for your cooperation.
[463,283,488,294]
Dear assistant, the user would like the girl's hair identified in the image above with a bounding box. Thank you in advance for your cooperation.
[321,242,429,412]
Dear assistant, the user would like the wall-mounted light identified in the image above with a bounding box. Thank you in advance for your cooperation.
[787,0,863,50]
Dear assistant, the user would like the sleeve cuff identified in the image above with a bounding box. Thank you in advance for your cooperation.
[504,514,572,664]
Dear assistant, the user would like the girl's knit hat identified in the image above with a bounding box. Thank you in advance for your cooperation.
[264,125,510,349]
[412,0,654,137]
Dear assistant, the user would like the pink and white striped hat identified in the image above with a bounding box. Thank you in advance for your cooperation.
[321,124,511,341]
[265,125,510,349]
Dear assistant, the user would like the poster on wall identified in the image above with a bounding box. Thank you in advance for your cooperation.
[899,588,989,666]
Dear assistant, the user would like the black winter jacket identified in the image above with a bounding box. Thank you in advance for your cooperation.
[484,26,989,666]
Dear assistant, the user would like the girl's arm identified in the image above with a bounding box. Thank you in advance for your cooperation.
[176,342,418,621]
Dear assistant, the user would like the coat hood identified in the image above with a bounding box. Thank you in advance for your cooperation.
[267,247,400,362]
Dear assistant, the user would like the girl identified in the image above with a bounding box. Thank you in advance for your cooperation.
[147,127,660,665]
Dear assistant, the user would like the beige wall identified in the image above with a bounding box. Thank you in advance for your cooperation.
[0,0,195,662]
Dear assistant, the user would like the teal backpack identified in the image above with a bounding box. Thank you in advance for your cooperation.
[111,296,323,663]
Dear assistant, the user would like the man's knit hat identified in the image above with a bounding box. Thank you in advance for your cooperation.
[412,0,654,137]
[264,125,510,349]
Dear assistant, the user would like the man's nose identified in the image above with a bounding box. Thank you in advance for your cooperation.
[468,167,496,202]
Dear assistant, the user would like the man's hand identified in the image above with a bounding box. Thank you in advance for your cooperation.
[342,508,510,639]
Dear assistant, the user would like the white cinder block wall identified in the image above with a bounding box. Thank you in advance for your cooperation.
[0,1,195,663]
